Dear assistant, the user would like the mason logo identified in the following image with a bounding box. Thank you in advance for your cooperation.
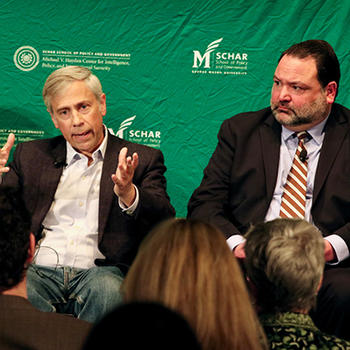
[115,115,136,139]
[14,46,40,71]
[193,38,223,68]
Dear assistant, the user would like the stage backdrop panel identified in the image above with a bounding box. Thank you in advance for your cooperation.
[1,0,349,217]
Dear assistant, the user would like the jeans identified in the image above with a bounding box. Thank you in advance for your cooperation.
[27,264,124,323]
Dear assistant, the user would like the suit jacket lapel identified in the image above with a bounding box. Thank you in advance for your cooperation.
[260,113,282,204]
[313,105,349,202]
[98,133,124,238]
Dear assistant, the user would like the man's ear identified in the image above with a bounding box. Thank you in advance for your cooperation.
[246,277,259,305]
[99,93,107,116]
[316,274,323,293]
[26,233,36,265]
[49,110,59,129]
[325,81,337,104]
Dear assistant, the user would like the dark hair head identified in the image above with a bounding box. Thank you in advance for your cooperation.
[83,302,201,350]
[0,186,31,291]
[279,40,340,96]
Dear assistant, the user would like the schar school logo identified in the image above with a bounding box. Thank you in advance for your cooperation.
[110,115,161,149]
[115,115,136,138]
[193,38,223,68]
[192,38,248,76]
[14,46,40,71]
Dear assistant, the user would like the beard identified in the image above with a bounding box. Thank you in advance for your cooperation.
[270,94,329,127]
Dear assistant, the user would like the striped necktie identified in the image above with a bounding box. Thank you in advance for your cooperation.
[279,131,308,218]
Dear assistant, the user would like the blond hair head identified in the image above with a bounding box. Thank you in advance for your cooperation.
[123,218,266,350]
[42,66,103,112]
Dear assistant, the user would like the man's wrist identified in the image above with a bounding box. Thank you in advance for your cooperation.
[324,235,349,264]
[119,185,136,207]
[118,185,139,215]
[226,235,245,251]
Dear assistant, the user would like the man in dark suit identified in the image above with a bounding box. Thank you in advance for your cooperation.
[188,40,350,339]
[0,66,175,323]
[0,186,91,350]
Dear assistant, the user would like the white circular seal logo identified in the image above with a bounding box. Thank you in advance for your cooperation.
[13,46,40,71]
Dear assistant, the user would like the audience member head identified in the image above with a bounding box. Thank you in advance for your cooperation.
[83,301,201,349]
[123,218,266,350]
[42,65,104,113]
[279,39,340,96]
[244,218,325,314]
[0,186,34,293]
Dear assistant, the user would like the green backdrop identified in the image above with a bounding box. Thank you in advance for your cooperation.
[1,0,349,217]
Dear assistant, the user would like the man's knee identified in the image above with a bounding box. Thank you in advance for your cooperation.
[76,266,124,299]
[320,268,350,306]
[312,267,350,339]
[26,265,61,312]
[71,266,124,322]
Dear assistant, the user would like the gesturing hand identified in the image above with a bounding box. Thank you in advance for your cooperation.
[0,133,15,175]
[111,147,139,207]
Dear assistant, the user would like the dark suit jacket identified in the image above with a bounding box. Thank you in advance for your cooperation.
[188,103,350,249]
[3,132,175,272]
[0,294,91,350]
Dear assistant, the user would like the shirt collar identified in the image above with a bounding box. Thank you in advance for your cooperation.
[259,312,317,330]
[281,115,329,146]
[66,125,109,165]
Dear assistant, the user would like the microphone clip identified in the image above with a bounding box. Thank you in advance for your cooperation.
[53,160,67,168]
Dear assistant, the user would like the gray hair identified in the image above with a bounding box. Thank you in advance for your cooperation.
[42,66,103,112]
[244,218,325,313]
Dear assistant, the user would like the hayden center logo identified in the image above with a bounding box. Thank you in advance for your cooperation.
[109,115,161,149]
[192,38,248,76]
[14,46,40,71]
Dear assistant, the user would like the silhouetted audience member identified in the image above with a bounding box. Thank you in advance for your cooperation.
[0,187,91,350]
[244,218,350,349]
[123,218,268,350]
[83,301,201,349]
